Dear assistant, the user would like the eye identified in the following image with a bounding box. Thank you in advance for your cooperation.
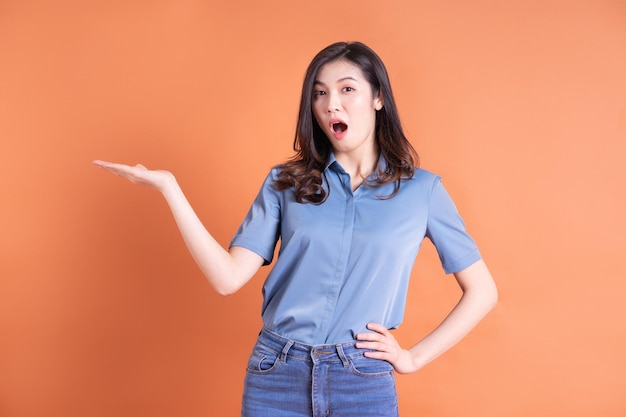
[313,90,326,97]
[342,86,355,92]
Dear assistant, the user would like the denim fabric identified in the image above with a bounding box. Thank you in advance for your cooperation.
[242,328,399,417]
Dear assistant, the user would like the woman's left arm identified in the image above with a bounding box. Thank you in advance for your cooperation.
[355,259,498,374]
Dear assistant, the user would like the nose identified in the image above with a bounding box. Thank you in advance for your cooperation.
[326,92,340,113]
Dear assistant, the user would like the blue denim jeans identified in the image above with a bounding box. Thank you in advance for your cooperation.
[242,328,399,417]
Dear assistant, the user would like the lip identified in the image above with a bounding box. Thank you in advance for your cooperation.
[329,118,348,139]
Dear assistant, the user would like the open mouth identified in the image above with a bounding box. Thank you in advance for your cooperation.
[332,122,347,133]
[328,118,348,139]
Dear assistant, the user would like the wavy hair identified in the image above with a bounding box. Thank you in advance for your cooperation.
[275,41,418,204]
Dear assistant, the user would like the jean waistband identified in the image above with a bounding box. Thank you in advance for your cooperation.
[256,327,366,365]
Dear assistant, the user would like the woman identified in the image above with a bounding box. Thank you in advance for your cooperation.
[94,41,498,417]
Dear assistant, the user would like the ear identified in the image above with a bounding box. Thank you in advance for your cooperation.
[374,92,384,111]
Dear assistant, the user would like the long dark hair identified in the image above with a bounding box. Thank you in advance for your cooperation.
[275,41,418,204]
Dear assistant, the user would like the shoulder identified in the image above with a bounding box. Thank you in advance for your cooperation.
[380,167,442,203]
[256,165,285,184]
[260,165,296,197]
[412,167,439,181]
[248,166,284,195]
[405,167,442,190]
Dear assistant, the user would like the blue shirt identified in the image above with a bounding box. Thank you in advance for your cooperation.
[230,154,481,344]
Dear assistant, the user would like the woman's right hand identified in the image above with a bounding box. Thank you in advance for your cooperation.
[93,160,175,192]
[92,159,264,294]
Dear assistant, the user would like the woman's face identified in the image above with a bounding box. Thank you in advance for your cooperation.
[311,60,383,157]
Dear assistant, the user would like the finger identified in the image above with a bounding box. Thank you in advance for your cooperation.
[363,350,392,360]
[355,332,381,342]
[92,159,111,168]
[355,340,389,352]
[366,322,391,335]
[104,165,132,177]
[93,160,129,172]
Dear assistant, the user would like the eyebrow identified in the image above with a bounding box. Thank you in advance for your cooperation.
[313,76,359,86]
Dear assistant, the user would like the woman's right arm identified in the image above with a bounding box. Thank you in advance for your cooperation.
[93,160,265,295]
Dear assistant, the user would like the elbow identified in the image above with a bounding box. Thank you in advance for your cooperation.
[486,283,499,311]
[211,275,248,296]
[466,279,498,313]
[202,269,245,296]
[212,283,241,297]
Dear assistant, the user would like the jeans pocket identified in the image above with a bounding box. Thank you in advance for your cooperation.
[348,355,394,378]
[246,343,281,374]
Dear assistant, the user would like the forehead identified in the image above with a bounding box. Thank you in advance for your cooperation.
[315,59,367,84]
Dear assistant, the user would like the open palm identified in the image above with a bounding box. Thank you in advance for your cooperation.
[93,160,174,191]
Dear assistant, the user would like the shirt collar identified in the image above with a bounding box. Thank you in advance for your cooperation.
[324,152,387,179]
[324,152,340,172]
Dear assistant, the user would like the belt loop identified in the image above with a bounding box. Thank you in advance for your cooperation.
[336,344,350,368]
[279,340,294,364]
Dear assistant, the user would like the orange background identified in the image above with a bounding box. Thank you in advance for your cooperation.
[1,1,625,416]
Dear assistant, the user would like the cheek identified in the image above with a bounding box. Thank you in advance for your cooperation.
[311,104,326,126]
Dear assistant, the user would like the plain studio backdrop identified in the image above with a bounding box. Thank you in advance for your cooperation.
[1,1,625,416]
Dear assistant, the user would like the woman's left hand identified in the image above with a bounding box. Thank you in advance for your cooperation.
[355,323,418,374]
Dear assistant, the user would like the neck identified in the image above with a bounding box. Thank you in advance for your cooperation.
[334,145,380,190]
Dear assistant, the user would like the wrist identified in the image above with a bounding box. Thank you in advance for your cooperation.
[159,172,179,197]
[408,346,433,373]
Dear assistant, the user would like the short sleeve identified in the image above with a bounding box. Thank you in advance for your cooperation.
[230,169,281,265]
[425,178,481,274]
